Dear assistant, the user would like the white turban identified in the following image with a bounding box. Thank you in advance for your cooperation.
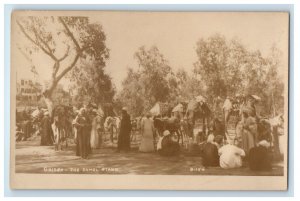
[258,140,271,148]
[163,130,171,136]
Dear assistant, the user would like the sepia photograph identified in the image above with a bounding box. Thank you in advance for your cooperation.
[10,11,289,190]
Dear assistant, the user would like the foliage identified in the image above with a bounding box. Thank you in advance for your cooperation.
[16,16,110,107]
[118,46,173,117]
[51,84,72,105]
[70,59,115,107]
[119,35,284,117]
[194,34,284,116]
[17,15,285,118]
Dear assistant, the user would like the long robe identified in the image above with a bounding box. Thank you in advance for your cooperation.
[241,116,257,155]
[90,115,103,149]
[118,113,131,151]
[74,115,89,158]
[40,116,53,146]
[139,118,155,152]
[84,113,92,154]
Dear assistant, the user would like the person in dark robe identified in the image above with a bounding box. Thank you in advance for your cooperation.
[248,140,272,171]
[117,107,132,152]
[74,108,89,159]
[40,112,53,146]
[157,130,180,156]
[84,107,93,154]
[201,134,219,167]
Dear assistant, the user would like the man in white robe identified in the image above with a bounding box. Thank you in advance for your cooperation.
[218,143,245,169]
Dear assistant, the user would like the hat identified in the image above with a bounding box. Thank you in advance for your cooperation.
[163,130,171,136]
[122,107,127,111]
[258,140,270,148]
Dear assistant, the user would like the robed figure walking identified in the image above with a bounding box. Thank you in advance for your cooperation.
[74,108,89,159]
[117,107,131,152]
[40,111,53,146]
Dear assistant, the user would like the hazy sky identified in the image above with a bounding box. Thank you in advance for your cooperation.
[13,11,289,91]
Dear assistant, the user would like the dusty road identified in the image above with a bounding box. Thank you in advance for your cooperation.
[14,135,284,176]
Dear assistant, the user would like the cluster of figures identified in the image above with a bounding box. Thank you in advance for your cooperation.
[16,93,284,173]
[15,104,182,159]
[201,134,273,170]
[46,106,132,159]
[71,107,181,159]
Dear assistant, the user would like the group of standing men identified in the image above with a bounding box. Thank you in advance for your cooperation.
[37,103,133,159]
[73,107,132,159]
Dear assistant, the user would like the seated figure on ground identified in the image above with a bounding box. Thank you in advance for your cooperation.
[248,140,272,171]
[157,130,180,156]
[202,134,219,167]
[218,142,245,169]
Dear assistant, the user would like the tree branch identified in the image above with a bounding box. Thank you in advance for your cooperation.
[53,46,70,78]
[16,20,39,47]
[17,20,57,61]
[28,17,55,55]
[53,61,60,79]
[58,17,81,52]
[32,27,58,61]
[55,53,81,83]
[58,45,70,62]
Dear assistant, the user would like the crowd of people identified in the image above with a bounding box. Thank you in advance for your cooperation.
[15,93,284,173]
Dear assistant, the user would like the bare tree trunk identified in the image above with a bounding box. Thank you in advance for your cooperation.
[43,96,54,117]
[42,80,57,118]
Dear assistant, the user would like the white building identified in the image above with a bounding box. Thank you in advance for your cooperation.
[17,79,42,101]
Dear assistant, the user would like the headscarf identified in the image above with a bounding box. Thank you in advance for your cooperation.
[157,130,171,150]
[206,134,215,144]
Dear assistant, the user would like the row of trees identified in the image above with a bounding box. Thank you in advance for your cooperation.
[118,35,284,117]
[17,16,284,118]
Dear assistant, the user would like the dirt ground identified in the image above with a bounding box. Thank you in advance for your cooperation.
[14,134,284,176]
